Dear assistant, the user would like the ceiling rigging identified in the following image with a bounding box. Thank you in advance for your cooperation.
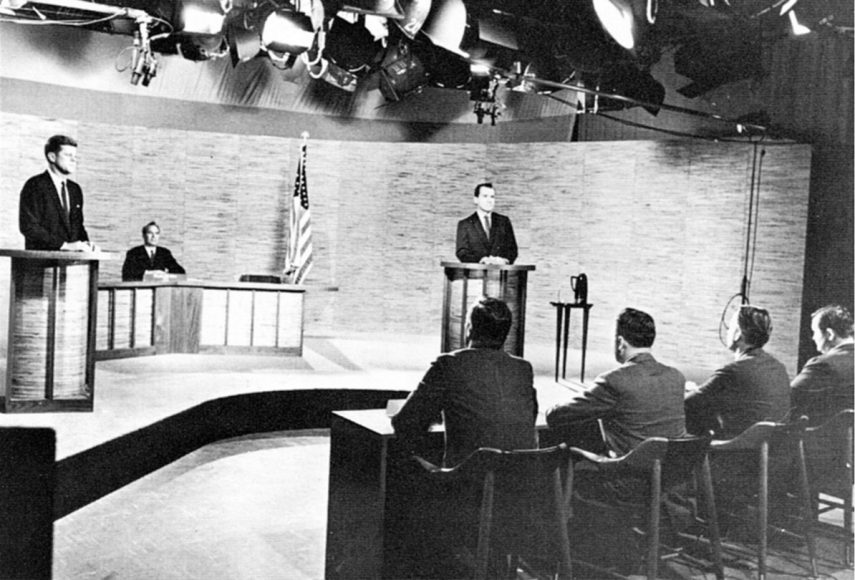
[1,0,851,122]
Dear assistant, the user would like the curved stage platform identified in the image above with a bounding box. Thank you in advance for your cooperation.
[0,335,850,580]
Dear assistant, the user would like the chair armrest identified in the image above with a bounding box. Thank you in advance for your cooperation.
[569,446,613,464]
[413,455,442,473]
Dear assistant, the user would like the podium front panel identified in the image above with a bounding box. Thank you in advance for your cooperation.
[5,259,97,411]
[441,263,533,357]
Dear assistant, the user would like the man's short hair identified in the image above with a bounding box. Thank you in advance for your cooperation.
[616,308,656,348]
[737,305,773,348]
[468,297,512,349]
[44,135,77,159]
[473,182,493,198]
[142,221,160,236]
[812,304,854,338]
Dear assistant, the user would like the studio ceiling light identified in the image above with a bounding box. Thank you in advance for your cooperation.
[179,2,226,35]
[593,0,636,49]
[394,0,431,38]
[592,0,657,52]
[420,0,469,56]
[261,8,314,55]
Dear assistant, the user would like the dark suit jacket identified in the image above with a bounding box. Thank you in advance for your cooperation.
[121,245,186,281]
[19,171,89,250]
[392,347,537,467]
[546,352,686,456]
[455,212,518,264]
[791,343,854,426]
[685,348,791,439]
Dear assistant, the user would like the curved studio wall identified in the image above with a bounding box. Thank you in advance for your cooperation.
[0,22,811,375]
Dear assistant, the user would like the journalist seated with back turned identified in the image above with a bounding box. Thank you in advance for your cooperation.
[391,297,536,577]
[392,296,536,467]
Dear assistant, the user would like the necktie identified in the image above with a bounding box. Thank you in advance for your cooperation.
[60,181,69,217]
[484,214,491,240]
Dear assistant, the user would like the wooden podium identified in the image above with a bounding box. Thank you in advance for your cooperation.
[440,262,535,357]
[1,249,116,413]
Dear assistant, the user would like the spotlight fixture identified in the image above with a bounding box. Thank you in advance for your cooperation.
[261,8,314,55]
[130,16,158,86]
[592,0,656,51]
[226,22,262,64]
[323,16,382,74]
[420,0,469,56]
[178,0,227,35]
[469,66,500,125]
[339,0,403,19]
[394,0,432,39]
[377,40,428,101]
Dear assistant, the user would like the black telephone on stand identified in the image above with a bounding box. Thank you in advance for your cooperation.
[571,273,588,304]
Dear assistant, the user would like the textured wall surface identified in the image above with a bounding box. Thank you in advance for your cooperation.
[0,111,810,374]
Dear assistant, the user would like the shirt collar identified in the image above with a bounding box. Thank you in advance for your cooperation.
[47,168,66,193]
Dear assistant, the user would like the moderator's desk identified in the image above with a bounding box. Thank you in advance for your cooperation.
[550,301,593,383]
[325,409,557,579]
[95,279,305,359]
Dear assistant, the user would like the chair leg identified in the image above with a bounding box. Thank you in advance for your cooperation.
[476,471,495,580]
[796,440,819,579]
[505,554,518,580]
[647,460,662,580]
[844,424,855,567]
[759,443,769,580]
[552,469,573,580]
[846,493,854,566]
[700,456,725,580]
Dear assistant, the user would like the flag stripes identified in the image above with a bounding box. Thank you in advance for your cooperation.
[285,141,313,284]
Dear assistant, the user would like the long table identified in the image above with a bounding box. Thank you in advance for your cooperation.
[325,408,557,579]
[95,279,305,359]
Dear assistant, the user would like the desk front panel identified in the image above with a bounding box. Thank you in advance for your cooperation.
[96,281,304,359]
[326,410,480,580]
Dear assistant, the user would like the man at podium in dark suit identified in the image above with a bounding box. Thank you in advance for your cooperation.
[455,182,518,265]
[19,135,95,251]
[121,221,186,281]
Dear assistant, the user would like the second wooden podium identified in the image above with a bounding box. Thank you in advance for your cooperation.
[1,249,115,412]
[440,262,535,357]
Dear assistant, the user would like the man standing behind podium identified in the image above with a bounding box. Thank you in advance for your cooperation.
[122,221,186,281]
[19,135,94,251]
[455,182,518,265]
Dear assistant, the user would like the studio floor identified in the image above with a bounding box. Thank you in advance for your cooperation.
[0,333,852,579]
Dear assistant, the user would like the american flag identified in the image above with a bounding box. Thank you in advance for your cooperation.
[284,141,313,284]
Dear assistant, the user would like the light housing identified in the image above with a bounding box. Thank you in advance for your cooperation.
[261,8,314,55]
[178,1,226,35]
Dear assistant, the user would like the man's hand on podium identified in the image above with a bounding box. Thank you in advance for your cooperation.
[479,256,510,265]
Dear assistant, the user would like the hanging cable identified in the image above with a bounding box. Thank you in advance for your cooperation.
[718,140,766,346]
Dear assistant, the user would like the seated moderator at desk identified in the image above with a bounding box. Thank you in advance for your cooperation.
[455,182,518,265]
[19,134,96,251]
[121,221,185,281]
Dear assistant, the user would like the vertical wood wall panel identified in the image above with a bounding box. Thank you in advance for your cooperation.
[0,111,810,374]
